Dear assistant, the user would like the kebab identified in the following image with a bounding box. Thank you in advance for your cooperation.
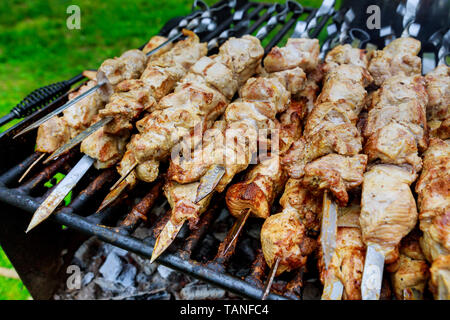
[14,0,223,138]
[26,30,208,232]
[18,36,172,183]
[359,36,429,300]
[387,43,450,301]
[95,2,294,212]
[261,41,372,299]
[152,0,334,264]
[416,138,449,300]
[222,46,324,254]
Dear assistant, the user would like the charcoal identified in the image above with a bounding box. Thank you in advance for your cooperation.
[82,272,95,286]
[180,281,226,300]
[94,278,124,294]
[157,264,174,279]
[99,252,123,282]
[117,264,137,288]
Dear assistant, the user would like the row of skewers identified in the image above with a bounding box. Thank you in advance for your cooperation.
[14,0,449,300]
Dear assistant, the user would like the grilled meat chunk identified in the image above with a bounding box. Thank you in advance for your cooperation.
[416,138,450,263]
[429,255,450,300]
[324,44,369,72]
[36,117,70,154]
[261,178,321,275]
[360,164,418,264]
[301,154,368,206]
[425,65,450,139]
[368,37,422,86]
[364,75,428,153]
[318,202,366,300]
[264,38,320,73]
[226,156,287,219]
[387,231,430,300]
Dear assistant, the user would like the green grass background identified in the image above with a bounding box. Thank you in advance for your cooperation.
[0,0,327,299]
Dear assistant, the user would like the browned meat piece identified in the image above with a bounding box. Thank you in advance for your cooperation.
[264,38,320,73]
[261,178,320,275]
[324,44,369,71]
[216,35,267,85]
[429,255,450,300]
[368,37,422,86]
[364,122,423,172]
[360,164,418,264]
[98,49,147,86]
[301,154,368,206]
[283,118,363,179]
[387,231,430,300]
[425,65,450,139]
[318,202,365,300]
[261,208,316,275]
[416,138,450,263]
[425,65,450,122]
[36,117,70,154]
[80,127,128,169]
[63,80,106,137]
[163,179,213,228]
[226,156,287,219]
[279,178,322,233]
[142,35,172,57]
[364,75,429,152]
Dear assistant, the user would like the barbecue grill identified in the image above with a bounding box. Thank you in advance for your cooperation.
[0,0,448,300]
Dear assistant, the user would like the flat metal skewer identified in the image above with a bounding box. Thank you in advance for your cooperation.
[26,154,94,232]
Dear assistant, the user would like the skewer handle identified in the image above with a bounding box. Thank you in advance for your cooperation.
[1,73,85,127]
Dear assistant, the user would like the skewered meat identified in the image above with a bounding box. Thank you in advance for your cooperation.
[415,138,449,299]
[81,31,208,169]
[318,203,365,300]
[301,154,367,206]
[368,37,422,86]
[226,156,287,219]
[261,178,321,275]
[142,35,173,56]
[323,44,369,72]
[360,164,418,264]
[225,99,305,220]
[36,35,169,155]
[36,117,70,154]
[387,231,429,300]
[363,75,428,153]
[282,64,372,179]
[126,35,264,183]
[36,80,105,153]
[264,38,320,73]
[98,49,147,87]
[425,65,450,139]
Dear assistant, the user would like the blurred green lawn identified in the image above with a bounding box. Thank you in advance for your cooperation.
[0,0,326,300]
